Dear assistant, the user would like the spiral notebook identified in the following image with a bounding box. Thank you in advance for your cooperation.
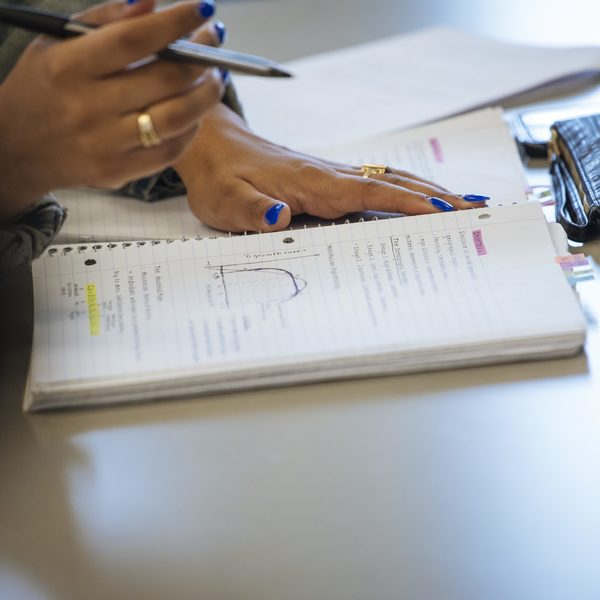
[25,202,586,411]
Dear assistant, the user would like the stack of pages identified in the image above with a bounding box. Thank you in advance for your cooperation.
[235,27,600,149]
[26,26,597,409]
[27,201,585,410]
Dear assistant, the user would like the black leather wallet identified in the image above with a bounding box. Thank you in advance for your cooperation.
[549,115,600,242]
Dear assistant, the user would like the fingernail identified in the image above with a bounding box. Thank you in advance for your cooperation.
[462,194,491,202]
[265,203,285,225]
[214,21,226,44]
[428,197,455,212]
[198,0,215,18]
[220,69,230,85]
[126,0,137,4]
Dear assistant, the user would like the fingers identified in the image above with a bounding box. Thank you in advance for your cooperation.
[189,19,224,47]
[330,163,453,196]
[378,170,489,210]
[105,19,225,113]
[327,174,488,216]
[316,164,487,213]
[365,171,482,210]
[314,174,436,216]
[56,0,217,76]
[388,168,451,193]
[72,0,155,25]
[130,125,200,173]
[121,67,223,150]
[102,126,200,188]
[363,170,455,202]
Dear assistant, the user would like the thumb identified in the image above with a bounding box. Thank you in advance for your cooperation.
[190,185,292,233]
[73,0,156,26]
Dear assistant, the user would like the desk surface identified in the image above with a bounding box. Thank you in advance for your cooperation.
[2,2,600,599]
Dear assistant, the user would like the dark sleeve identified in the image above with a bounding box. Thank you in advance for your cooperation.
[0,196,66,270]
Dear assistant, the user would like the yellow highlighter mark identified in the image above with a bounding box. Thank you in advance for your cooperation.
[86,284,100,336]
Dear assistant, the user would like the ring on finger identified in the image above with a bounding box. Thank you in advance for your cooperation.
[137,112,162,148]
[360,163,392,178]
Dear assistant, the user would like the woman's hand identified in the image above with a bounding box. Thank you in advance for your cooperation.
[0,0,224,218]
[175,104,487,232]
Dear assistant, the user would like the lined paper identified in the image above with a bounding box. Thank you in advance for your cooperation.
[31,203,585,395]
[53,189,219,243]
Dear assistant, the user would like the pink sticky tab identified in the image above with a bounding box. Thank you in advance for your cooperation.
[472,229,487,256]
[429,138,444,163]
[555,253,588,267]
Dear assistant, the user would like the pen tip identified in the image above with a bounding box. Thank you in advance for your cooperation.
[273,68,293,78]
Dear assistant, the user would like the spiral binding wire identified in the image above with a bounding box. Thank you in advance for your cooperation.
[42,214,393,258]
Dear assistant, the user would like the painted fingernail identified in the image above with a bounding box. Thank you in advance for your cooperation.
[428,197,455,212]
[462,194,491,202]
[220,69,230,85]
[265,203,285,225]
[126,0,137,4]
[214,21,226,44]
[198,0,215,18]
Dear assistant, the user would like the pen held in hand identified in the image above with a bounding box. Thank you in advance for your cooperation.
[0,2,293,78]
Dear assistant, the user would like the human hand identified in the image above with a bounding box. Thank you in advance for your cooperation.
[0,0,224,217]
[174,104,488,232]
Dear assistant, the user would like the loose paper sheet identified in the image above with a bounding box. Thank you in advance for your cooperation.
[234,27,600,149]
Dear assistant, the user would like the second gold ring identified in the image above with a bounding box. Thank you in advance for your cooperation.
[360,163,391,178]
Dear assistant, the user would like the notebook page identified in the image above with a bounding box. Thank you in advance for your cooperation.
[31,203,585,392]
[307,108,528,206]
[53,189,222,244]
[52,109,526,243]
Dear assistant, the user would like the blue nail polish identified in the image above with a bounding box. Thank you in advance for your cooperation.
[220,69,230,85]
[265,203,284,225]
[463,194,491,202]
[126,0,137,4]
[214,21,226,44]
[428,197,455,212]
[198,0,215,18]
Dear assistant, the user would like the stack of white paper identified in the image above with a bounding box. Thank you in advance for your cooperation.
[235,27,600,149]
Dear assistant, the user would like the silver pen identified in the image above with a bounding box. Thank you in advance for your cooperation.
[0,2,293,77]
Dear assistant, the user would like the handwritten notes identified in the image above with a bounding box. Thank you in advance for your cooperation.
[31,203,584,396]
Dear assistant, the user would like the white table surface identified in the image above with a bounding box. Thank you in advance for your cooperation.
[2,1,600,599]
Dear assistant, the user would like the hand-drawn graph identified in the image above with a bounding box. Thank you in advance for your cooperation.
[207,265,308,309]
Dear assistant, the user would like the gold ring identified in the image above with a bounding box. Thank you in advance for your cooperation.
[137,112,161,148]
[360,163,391,178]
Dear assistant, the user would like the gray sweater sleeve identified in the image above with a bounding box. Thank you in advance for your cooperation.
[0,196,67,270]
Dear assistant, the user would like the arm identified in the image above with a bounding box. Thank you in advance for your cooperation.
[0,0,223,267]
